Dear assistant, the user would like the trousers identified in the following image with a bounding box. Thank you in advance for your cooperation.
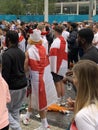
[7,87,26,130]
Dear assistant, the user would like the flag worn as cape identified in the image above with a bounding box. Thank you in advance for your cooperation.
[49,36,68,77]
[28,43,57,111]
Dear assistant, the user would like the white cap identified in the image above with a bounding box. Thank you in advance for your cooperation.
[30,29,41,42]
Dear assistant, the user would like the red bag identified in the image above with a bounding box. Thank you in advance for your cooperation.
[70,121,78,130]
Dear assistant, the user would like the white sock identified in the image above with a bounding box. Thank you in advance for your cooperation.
[25,111,32,119]
[41,118,49,128]
[57,97,61,102]
[61,96,65,100]
[58,97,61,100]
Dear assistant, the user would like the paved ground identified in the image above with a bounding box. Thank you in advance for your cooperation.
[21,119,64,130]
[20,84,76,130]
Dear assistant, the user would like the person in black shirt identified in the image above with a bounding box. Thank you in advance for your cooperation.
[2,30,27,130]
[78,28,98,63]
[63,28,98,89]
[67,23,79,68]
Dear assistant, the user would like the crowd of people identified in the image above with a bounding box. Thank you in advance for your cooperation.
[0,19,98,130]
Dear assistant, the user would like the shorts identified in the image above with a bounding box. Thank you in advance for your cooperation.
[51,72,63,82]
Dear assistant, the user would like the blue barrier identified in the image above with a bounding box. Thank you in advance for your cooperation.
[49,15,89,23]
[0,15,17,22]
[0,14,97,23]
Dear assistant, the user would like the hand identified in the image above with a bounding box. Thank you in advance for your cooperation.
[63,76,73,84]
[66,70,73,76]
[66,97,75,111]
[62,77,68,84]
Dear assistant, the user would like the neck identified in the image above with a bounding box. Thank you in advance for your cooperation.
[8,43,17,48]
[56,34,61,38]
[83,44,92,52]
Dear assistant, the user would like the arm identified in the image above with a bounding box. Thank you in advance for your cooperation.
[24,51,29,72]
[92,34,98,46]
[6,84,11,103]
[2,53,11,83]
[67,31,77,45]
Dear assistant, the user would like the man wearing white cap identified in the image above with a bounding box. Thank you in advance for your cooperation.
[25,29,57,130]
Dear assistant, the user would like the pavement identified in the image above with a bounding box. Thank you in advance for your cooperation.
[21,119,65,130]
[20,84,76,130]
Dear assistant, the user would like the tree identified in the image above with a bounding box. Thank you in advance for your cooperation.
[26,0,44,15]
[49,0,56,14]
[5,0,24,15]
[0,0,57,15]
[0,0,8,14]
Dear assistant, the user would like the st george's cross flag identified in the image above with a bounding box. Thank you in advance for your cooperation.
[27,43,57,111]
[49,36,68,77]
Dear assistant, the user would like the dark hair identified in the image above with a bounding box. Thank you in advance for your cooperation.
[78,28,94,44]
[6,30,19,47]
[32,23,38,29]
[54,25,63,34]
[70,22,77,29]
[53,21,58,26]
[21,21,25,26]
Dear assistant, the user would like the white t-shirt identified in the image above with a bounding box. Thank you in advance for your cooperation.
[62,30,70,41]
[75,104,98,130]
[41,35,48,55]
[93,32,98,49]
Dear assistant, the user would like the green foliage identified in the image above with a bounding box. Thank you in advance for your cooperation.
[0,0,57,15]
[49,1,56,14]
[6,0,24,15]
[0,0,8,14]
[0,0,24,14]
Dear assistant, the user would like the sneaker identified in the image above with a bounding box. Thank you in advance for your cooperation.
[34,125,50,130]
[20,114,30,125]
[35,114,40,118]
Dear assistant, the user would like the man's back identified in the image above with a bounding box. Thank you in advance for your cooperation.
[2,30,27,130]
[2,47,27,90]
[81,46,98,64]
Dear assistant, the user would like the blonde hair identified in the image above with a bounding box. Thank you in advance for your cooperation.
[28,38,42,45]
[37,24,45,32]
[73,60,98,115]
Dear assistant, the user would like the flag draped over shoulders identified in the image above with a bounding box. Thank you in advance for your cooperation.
[27,44,57,110]
[49,36,68,77]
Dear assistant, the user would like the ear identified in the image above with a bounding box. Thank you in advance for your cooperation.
[82,38,86,44]
[6,37,10,47]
